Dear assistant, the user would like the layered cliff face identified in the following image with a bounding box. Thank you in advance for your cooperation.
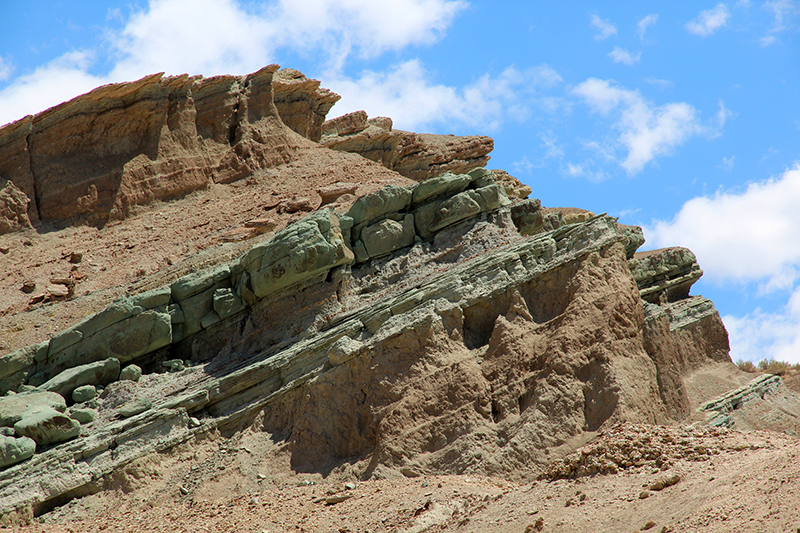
[1,65,788,526]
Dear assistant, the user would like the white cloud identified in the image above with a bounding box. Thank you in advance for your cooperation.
[724,286,800,364]
[572,78,705,174]
[590,14,617,40]
[760,35,778,46]
[0,56,13,82]
[644,77,674,88]
[685,3,731,36]
[0,0,468,126]
[763,0,796,32]
[0,51,104,126]
[721,155,735,171]
[646,165,800,290]
[636,14,658,40]
[565,161,609,182]
[608,47,641,65]
[327,61,562,132]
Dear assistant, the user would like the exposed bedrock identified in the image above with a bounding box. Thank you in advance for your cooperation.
[0,67,505,234]
[0,65,313,231]
[321,110,497,182]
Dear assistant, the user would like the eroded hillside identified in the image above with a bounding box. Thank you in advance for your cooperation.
[1,66,798,530]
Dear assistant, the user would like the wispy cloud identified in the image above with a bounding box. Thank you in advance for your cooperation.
[724,287,800,363]
[644,77,674,88]
[590,14,617,40]
[608,47,641,65]
[721,155,735,171]
[328,61,563,132]
[636,14,658,40]
[572,78,707,174]
[0,56,13,82]
[760,0,799,45]
[686,3,731,36]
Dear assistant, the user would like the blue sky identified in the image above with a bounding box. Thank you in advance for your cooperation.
[2,1,800,363]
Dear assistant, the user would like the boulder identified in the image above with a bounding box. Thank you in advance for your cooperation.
[39,357,120,399]
[71,385,97,403]
[119,398,152,418]
[0,435,35,468]
[235,209,353,300]
[119,364,142,382]
[69,407,97,424]
[347,185,412,226]
[212,288,246,320]
[0,391,67,426]
[14,406,81,446]
[411,172,474,207]
[414,184,510,238]
[360,215,416,260]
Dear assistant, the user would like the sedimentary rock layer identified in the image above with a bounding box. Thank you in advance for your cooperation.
[0,171,734,523]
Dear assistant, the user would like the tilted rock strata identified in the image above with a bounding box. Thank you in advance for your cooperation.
[321,110,494,181]
[0,171,736,522]
[0,66,498,234]
[272,68,341,142]
[0,65,310,229]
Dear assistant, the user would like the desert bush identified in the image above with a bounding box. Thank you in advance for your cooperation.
[755,358,800,376]
[736,360,758,373]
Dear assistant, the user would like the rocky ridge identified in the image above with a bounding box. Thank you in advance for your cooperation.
[0,66,797,527]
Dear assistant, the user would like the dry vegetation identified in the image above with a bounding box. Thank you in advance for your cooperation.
[737,358,800,376]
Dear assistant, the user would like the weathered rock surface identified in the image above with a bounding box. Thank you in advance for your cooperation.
[273,68,341,142]
[0,67,768,527]
[321,111,494,181]
[13,407,80,446]
[0,435,35,468]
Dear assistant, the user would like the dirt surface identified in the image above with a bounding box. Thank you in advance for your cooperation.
[0,143,414,355]
[11,422,800,533]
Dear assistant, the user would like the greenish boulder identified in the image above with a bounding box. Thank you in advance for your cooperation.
[212,288,246,319]
[0,391,66,426]
[14,407,81,446]
[171,265,230,302]
[361,214,415,259]
[71,385,97,403]
[119,364,142,382]
[414,184,511,238]
[39,357,120,399]
[69,407,97,424]
[72,298,135,340]
[411,172,473,207]
[0,435,35,468]
[347,185,411,226]
[119,398,152,418]
[132,286,172,309]
[48,327,83,358]
[235,209,353,300]
[77,310,172,365]
[162,359,185,372]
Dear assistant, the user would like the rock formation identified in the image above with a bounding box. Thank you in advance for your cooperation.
[321,110,495,181]
[0,67,496,233]
[0,65,791,526]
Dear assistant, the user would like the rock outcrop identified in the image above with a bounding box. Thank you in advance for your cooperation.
[321,110,495,181]
[0,167,737,523]
[0,66,498,233]
[0,66,769,527]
